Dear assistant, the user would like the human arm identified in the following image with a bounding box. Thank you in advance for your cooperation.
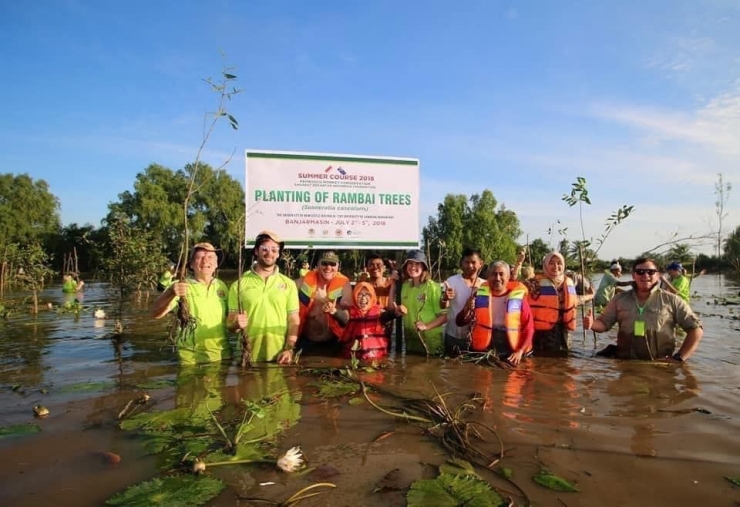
[323,299,349,326]
[276,311,300,364]
[150,281,188,319]
[416,313,448,332]
[337,281,353,309]
[583,298,618,333]
[510,249,526,280]
[440,279,455,309]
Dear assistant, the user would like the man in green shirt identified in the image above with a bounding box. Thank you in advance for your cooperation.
[661,261,705,303]
[594,262,631,307]
[228,230,300,364]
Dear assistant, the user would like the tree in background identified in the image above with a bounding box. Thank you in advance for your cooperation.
[0,173,61,246]
[723,225,740,274]
[422,190,521,275]
[714,173,731,258]
[6,243,56,314]
[106,163,244,265]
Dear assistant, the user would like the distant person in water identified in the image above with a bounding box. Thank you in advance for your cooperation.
[594,262,631,307]
[150,242,232,365]
[62,274,84,293]
[661,261,706,303]
[584,257,703,362]
[298,260,310,278]
[157,263,177,291]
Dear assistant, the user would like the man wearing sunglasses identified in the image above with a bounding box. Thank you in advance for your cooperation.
[296,250,353,354]
[583,257,703,362]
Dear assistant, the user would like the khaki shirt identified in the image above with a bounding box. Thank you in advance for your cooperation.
[596,286,702,360]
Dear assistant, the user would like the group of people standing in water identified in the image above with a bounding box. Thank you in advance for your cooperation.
[149,230,704,367]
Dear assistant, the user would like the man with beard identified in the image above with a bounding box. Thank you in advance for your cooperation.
[441,248,485,356]
[227,230,299,364]
[151,242,232,365]
[456,261,534,365]
[583,257,703,362]
[296,250,353,354]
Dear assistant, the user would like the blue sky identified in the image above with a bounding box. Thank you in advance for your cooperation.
[2,0,739,261]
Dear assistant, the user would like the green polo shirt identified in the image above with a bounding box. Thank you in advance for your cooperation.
[670,274,690,302]
[400,280,447,356]
[228,266,299,362]
[168,277,232,365]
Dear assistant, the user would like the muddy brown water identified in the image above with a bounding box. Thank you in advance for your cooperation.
[1,275,739,506]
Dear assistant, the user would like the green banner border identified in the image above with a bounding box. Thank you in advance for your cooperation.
[246,151,418,166]
[246,240,419,247]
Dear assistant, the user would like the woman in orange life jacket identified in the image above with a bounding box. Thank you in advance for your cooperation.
[324,282,395,361]
[524,252,593,354]
[456,261,534,365]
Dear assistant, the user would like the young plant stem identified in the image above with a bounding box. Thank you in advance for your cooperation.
[360,382,432,424]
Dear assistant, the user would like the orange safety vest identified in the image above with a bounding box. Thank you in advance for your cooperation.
[470,281,529,352]
[298,270,349,338]
[527,275,577,331]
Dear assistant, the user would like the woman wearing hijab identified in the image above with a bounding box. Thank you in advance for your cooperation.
[525,252,591,354]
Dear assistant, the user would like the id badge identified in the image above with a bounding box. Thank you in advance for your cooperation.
[633,320,646,337]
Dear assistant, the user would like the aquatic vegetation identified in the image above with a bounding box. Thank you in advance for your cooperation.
[726,476,740,487]
[0,423,41,439]
[58,380,116,394]
[105,475,225,507]
[532,469,579,492]
[407,469,504,507]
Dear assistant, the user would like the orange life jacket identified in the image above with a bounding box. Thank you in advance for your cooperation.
[527,275,577,331]
[470,281,529,352]
[298,270,349,338]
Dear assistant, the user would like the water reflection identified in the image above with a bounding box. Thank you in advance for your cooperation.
[603,362,698,457]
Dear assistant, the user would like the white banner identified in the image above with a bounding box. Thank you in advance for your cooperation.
[245,150,420,249]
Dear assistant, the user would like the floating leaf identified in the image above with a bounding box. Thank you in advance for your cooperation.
[497,467,513,479]
[533,469,579,492]
[348,397,364,406]
[0,423,41,440]
[59,381,115,394]
[407,472,504,507]
[105,475,224,506]
[136,378,176,390]
[309,379,358,398]
[726,476,740,487]
[439,458,478,478]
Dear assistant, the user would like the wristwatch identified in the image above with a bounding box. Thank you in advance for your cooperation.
[672,352,684,363]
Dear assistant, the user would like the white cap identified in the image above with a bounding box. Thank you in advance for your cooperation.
[610,262,622,271]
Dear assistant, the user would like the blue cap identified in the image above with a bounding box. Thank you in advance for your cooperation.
[402,250,428,270]
[667,261,683,272]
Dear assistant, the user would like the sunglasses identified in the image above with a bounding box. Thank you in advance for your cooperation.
[321,261,337,267]
[259,246,280,254]
[634,268,658,276]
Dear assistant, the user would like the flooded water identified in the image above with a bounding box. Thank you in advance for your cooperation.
[1,275,739,506]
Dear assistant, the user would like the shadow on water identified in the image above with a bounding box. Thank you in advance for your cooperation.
[1,277,740,506]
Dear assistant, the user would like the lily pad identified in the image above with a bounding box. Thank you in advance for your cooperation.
[58,381,116,394]
[532,469,579,492]
[407,472,505,507]
[726,476,740,487]
[309,379,359,398]
[497,467,513,479]
[136,378,177,390]
[348,397,364,406]
[0,423,41,440]
[439,458,478,478]
[105,475,224,506]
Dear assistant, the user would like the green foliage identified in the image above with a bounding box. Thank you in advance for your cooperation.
[58,381,116,394]
[423,190,521,275]
[438,458,479,478]
[102,215,168,296]
[726,476,740,487]
[561,176,633,270]
[407,472,505,507]
[532,469,579,492]
[105,475,225,507]
[7,243,56,292]
[0,173,61,246]
[308,378,360,398]
[0,423,41,439]
[724,225,740,273]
